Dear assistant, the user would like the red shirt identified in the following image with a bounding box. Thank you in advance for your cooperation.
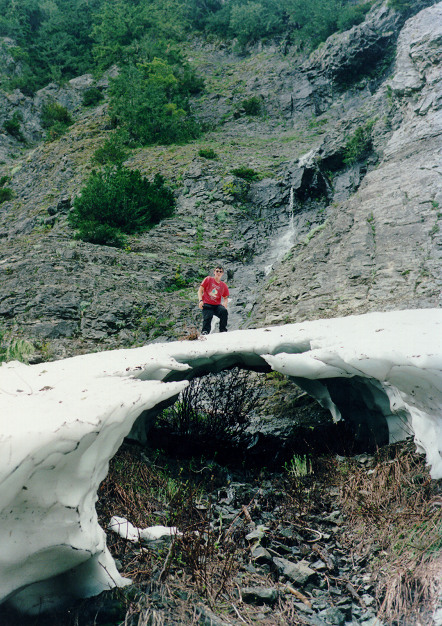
[201,276,229,305]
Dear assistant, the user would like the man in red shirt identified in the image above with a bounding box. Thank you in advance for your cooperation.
[198,265,229,334]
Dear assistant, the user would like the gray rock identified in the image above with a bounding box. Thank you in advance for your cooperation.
[273,557,316,585]
[250,546,273,565]
[318,606,346,625]
[241,586,279,605]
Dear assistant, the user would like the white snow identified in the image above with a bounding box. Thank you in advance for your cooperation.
[108,516,181,543]
[0,309,441,613]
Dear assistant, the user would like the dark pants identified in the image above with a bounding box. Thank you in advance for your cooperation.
[202,304,228,334]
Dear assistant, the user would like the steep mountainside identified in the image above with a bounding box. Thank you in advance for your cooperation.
[0,0,440,362]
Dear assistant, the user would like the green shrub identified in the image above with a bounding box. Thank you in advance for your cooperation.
[0,327,34,364]
[241,96,262,116]
[71,221,127,247]
[231,166,260,182]
[0,176,11,187]
[337,2,372,31]
[69,165,176,247]
[0,188,13,204]
[202,0,374,50]
[109,60,202,146]
[165,265,191,291]
[3,112,25,142]
[387,0,412,11]
[41,101,73,140]
[82,87,104,107]
[198,148,218,159]
[41,101,72,127]
[343,120,376,166]
[93,131,129,165]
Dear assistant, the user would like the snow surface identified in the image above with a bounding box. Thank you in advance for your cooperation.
[108,517,181,543]
[0,309,441,613]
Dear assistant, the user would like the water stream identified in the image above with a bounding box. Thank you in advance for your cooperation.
[264,187,296,276]
[227,187,297,331]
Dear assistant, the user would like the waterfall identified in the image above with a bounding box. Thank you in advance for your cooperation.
[221,186,298,331]
[264,186,296,275]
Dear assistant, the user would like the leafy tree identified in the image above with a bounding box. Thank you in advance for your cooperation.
[92,0,190,69]
[69,165,176,246]
[186,0,223,31]
[2,0,99,92]
[91,0,142,69]
[201,0,373,49]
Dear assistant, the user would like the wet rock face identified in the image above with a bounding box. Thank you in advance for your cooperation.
[254,1,442,327]
[0,3,441,359]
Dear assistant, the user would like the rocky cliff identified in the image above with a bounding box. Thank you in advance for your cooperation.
[0,0,440,361]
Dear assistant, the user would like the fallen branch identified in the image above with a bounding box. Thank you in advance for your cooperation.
[284,584,312,608]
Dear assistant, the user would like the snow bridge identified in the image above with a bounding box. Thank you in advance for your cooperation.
[1,309,441,613]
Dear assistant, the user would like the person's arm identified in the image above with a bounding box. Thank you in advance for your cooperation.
[222,285,229,308]
[198,284,204,309]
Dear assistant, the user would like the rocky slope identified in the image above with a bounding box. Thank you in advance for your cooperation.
[0,0,440,362]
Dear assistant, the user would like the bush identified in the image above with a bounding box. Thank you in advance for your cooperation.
[0,188,13,204]
[343,120,376,166]
[387,0,412,11]
[93,131,129,165]
[109,60,202,146]
[3,112,25,142]
[0,327,34,364]
[158,368,261,450]
[69,165,176,247]
[198,148,218,159]
[231,166,260,182]
[82,87,104,107]
[337,2,372,31]
[241,96,262,116]
[41,101,73,140]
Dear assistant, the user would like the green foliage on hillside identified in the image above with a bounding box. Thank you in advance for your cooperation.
[0,0,375,95]
[92,131,129,165]
[69,166,176,247]
[197,0,374,49]
[0,327,34,364]
[3,112,25,142]
[109,58,203,145]
[343,119,376,165]
[0,0,99,93]
[387,0,412,11]
[0,175,13,204]
[41,101,73,140]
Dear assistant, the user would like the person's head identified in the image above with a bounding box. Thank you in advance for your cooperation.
[213,265,224,280]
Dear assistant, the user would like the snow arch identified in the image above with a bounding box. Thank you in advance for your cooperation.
[1,309,441,613]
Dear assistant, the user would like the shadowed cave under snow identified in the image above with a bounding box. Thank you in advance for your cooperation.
[0,309,441,614]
